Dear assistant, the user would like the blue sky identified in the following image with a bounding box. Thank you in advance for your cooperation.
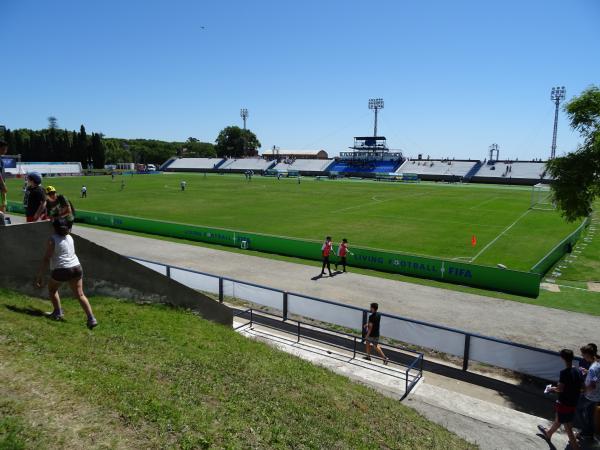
[1,0,599,159]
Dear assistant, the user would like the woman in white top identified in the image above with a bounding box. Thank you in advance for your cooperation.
[35,218,97,329]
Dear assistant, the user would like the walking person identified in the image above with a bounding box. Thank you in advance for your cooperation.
[320,236,334,277]
[180,180,187,191]
[537,349,582,450]
[34,218,98,329]
[80,185,87,198]
[23,172,47,222]
[363,303,389,365]
[576,344,600,441]
[335,238,349,272]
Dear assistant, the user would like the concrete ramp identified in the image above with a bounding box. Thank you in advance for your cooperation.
[0,221,232,326]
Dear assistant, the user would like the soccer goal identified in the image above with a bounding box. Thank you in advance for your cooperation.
[530,183,555,210]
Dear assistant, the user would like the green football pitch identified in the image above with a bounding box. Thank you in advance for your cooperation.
[7,173,582,271]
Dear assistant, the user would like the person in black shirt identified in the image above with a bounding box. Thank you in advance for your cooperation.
[537,349,582,450]
[363,303,389,365]
[23,172,47,222]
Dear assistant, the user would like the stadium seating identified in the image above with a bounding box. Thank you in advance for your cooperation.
[272,159,334,174]
[471,161,551,185]
[327,160,403,175]
[6,162,83,176]
[219,158,277,172]
[164,158,225,172]
[395,160,479,181]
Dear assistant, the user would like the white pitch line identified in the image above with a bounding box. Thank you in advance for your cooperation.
[469,196,501,210]
[470,209,532,263]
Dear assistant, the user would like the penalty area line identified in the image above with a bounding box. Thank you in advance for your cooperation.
[470,209,532,263]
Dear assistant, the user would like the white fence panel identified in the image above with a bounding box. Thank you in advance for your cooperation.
[380,316,465,357]
[230,282,283,311]
[468,337,562,381]
[169,268,220,295]
[132,258,167,276]
[287,295,362,330]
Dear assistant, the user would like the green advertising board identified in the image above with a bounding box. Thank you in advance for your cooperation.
[7,201,541,297]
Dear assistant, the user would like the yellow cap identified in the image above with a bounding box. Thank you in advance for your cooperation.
[46,185,57,194]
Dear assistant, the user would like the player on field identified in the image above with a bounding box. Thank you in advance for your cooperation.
[80,185,87,198]
[180,180,187,191]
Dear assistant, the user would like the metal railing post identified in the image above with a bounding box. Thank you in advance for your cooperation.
[283,292,288,321]
[218,278,224,303]
[353,337,357,359]
[462,334,471,371]
[361,311,368,340]
[297,322,301,343]
[250,309,253,328]
[166,265,171,279]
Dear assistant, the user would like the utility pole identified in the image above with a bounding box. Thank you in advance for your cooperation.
[240,108,248,130]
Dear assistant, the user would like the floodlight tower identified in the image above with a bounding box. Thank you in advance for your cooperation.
[550,86,566,160]
[368,98,384,137]
[489,143,500,161]
[240,108,249,130]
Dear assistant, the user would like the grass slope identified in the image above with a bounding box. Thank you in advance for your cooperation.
[7,174,581,271]
[0,290,474,450]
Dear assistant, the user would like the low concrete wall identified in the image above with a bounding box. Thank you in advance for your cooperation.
[0,221,232,326]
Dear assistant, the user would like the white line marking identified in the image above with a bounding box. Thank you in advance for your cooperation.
[469,196,501,210]
[470,209,532,263]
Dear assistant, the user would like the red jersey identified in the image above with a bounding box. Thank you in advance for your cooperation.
[338,242,348,257]
[322,241,333,257]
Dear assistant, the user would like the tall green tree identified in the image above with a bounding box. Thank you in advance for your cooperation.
[183,137,216,157]
[215,126,261,158]
[547,86,600,221]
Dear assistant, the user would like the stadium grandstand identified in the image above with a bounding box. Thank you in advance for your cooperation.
[3,161,83,177]
[272,159,334,175]
[219,157,276,173]
[327,136,404,177]
[396,159,482,182]
[470,160,552,185]
[160,157,225,172]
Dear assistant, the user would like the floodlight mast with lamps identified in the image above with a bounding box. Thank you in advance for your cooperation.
[550,86,566,159]
[240,108,249,130]
[368,98,384,137]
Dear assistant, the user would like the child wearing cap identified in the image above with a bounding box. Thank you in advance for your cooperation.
[45,186,75,228]
[23,172,47,222]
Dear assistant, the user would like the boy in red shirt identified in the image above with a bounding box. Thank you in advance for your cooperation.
[320,236,334,277]
[335,238,349,272]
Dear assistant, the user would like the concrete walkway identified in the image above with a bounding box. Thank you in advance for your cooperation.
[42,219,598,351]
[235,317,570,450]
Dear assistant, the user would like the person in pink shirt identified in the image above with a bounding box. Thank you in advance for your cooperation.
[320,236,334,277]
[335,238,349,273]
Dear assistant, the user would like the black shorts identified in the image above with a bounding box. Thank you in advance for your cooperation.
[51,265,83,282]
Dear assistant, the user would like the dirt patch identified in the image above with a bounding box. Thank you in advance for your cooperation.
[587,282,600,292]
[540,282,560,292]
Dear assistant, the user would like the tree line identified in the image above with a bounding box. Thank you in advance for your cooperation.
[1,119,261,169]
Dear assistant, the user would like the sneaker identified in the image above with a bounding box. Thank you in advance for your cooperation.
[383,357,390,366]
[87,317,98,329]
[362,356,371,361]
[45,310,64,321]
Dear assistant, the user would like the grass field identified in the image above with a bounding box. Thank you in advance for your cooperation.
[0,289,474,449]
[7,173,581,271]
